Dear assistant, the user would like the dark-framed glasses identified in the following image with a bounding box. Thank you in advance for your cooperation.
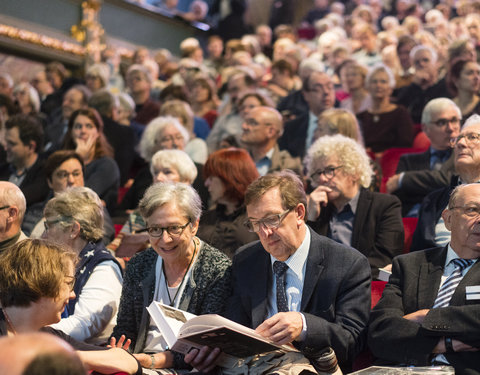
[450,132,480,147]
[431,117,460,127]
[310,165,343,181]
[146,221,191,237]
[244,209,291,233]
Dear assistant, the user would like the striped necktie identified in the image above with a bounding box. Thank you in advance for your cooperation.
[432,258,474,308]
[273,261,289,312]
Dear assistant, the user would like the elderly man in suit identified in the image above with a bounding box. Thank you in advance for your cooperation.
[305,134,404,278]
[411,114,480,251]
[241,106,302,176]
[368,183,480,373]
[388,98,460,216]
[186,170,371,373]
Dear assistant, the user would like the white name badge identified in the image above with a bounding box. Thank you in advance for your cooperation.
[466,285,480,300]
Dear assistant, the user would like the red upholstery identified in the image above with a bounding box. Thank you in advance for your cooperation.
[379,147,425,192]
[412,131,431,150]
[117,186,130,205]
[402,217,418,254]
[114,224,123,237]
[352,281,388,371]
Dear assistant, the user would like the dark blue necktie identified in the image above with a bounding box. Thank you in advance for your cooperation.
[273,261,289,312]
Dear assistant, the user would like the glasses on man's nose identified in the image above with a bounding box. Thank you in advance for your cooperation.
[450,204,480,219]
[450,132,480,147]
[309,165,343,182]
[244,209,291,233]
[431,117,460,128]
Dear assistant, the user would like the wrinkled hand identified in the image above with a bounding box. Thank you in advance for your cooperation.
[382,264,392,272]
[307,186,332,221]
[184,346,221,373]
[432,338,480,353]
[403,309,429,324]
[255,312,303,345]
[108,335,131,350]
[386,174,400,193]
[75,134,98,161]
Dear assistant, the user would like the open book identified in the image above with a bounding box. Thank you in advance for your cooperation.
[146,301,297,367]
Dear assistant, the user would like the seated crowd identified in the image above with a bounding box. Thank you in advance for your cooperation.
[1,0,480,373]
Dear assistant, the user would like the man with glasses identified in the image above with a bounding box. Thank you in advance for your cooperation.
[279,71,336,159]
[387,98,460,216]
[0,181,27,253]
[305,134,403,278]
[186,170,371,373]
[368,183,480,372]
[411,114,480,251]
[241,106,302,176]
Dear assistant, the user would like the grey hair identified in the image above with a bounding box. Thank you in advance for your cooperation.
[126,64,153,85]
[86,63,110,87]
[13,82,41,113]
[462,113,480,130]
[366,63,396,88]
[138,182,202,222]
[117,93,135,114]
[0,73,13,89]
[410,44,438,64]
[44,187,104,242]
[421,98,461,125]
[0,182,26,222]
[305,134,373,188]
[139,116,189,162]
[150,149,198,184]
[448,183,480,209]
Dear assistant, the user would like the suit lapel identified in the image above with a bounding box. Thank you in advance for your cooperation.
[418,247,446,309]
[351,189,370,247]
[251,249,271,328]
[301,229,325,310]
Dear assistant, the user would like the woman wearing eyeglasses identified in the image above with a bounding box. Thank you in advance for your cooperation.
[305,134,404,279]
[42,187,122,345]
[110,182,231,373]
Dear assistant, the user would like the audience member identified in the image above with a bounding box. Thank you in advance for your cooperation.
[197,148,259,258]
[368,183,480,373]
[339,60,371,114]
[126,64,160,125]
[85,63,110,93]
[0,239,140,374]
[241,106,302,176]
[88,89,137,185]
[279,71,336,159]
[305,134,403,278]
[390,98,461,216]
[62,108,120,213]
[0,114,49,207]
[0,181,27,253]
[186,171,370,373]
[447,58,480,119]
[44,187,122,344]
[357,63,414,155]
[411,114,480,251]
[110,182,231,371]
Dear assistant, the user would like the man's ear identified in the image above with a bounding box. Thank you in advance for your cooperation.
[442,208,452,231]
[7,206,18,223]
[295,203,306,224]
[28,140,36,153]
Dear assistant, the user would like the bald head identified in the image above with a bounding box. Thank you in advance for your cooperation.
[0,181,26,225]
[0,332,85,375]
[254,106,283,134]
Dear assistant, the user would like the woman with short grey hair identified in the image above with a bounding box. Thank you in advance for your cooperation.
[111,182,231,372]
[306,134,404,279]
[43,186,123,345]
[357,63,414,155]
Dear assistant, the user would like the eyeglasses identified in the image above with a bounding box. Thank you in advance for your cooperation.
[450,205,480,218]
[431,117,461,127]
[55,170,82,180]
[157,135,184,145]
[310,165,343,181]
[65,275,76,291]
[450,132,480,147]
[0,205,10,211]
[146,221,190,237]
[244,209,291,233]
[44,218,63,232]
